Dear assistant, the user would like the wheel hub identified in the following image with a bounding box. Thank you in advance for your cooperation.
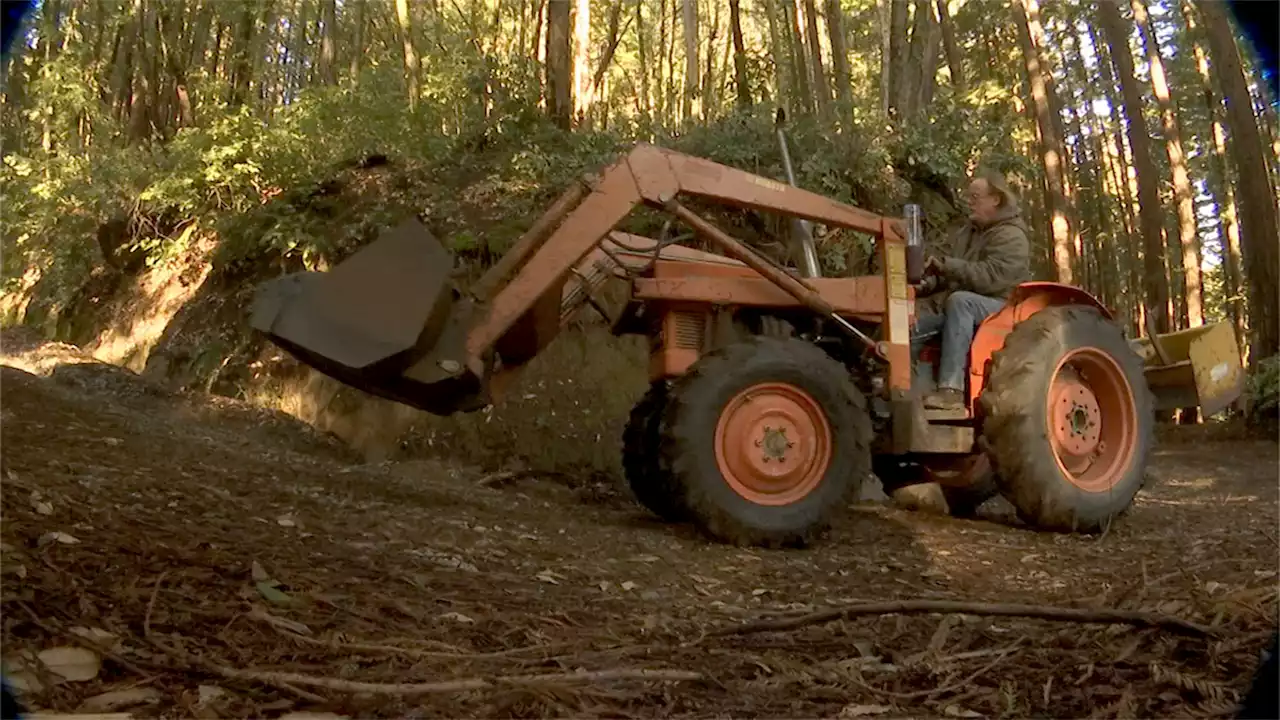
[758,425,794,462]
[714,382,832,506]
[1051,374,1102,457]
[1044,348,1138,493]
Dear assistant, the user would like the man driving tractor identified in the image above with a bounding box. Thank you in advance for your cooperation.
[909,170,1032,411]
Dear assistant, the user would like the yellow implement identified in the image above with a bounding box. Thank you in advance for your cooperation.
[1130,320,1245,418]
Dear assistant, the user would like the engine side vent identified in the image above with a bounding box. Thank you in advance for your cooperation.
[668,310,705,350]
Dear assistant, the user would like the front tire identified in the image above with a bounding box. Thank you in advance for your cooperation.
[658,336,872,547]
[980,305,1154,533]
[622,381,688,522]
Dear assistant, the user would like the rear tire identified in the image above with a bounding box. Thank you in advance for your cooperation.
[622,381,688,522]
[658,336,871,547]
[980,305,1153,533]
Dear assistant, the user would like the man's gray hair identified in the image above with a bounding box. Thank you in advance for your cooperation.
[975,169,1019,210]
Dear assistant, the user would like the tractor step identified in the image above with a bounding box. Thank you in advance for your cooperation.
[923,406,971,422]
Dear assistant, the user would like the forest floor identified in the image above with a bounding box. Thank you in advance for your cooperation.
[1,330,1277,720]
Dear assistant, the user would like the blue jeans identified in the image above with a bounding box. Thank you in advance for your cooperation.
[911,291,1007,392]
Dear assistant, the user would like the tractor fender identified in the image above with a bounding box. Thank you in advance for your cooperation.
[968,282,1113,409]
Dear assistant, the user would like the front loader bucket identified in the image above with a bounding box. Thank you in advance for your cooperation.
[1130,321,1245,418]
[250,218,488,416]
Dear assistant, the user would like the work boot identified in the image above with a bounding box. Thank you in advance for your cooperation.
[923,388,965,410]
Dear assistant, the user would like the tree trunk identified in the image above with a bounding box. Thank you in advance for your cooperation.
[655,0,667,123]
[729,0,751,110]
[395,0,419,111]
[572,0,590,123]
[800,0,830,116]
[824,0,850,110]
[586,0,625,124]
[546,0,571,129]
[348,0,365,80]
[914,1,940,114]
[1098,0,1171,335]
[1013,0,1072,284]
[1200,0,1280,363]
[637,0,652,120]
[666,0,678,125]
[763,0,791,113]
[783,0,812,113]
[317,0,336,85]
[703,0,719,118]
[1133,0,1202,329]
[681,0,699,123]
[886,0,907,119]
[894,0,926,118]
[877,0,890,116]
[1182,0,1244,351]
[533,0,546,61]
[935,0,963,94]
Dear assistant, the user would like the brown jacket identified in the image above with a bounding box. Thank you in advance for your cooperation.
[917,201,1031,314]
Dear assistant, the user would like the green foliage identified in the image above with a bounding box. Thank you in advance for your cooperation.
[3,35,1034,339]
[1245,354,1280,420]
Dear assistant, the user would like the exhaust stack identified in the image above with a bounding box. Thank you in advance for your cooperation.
[774,108,822,279]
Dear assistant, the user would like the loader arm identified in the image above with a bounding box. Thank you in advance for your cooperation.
[465,143,908,378]
[251,142,914,417]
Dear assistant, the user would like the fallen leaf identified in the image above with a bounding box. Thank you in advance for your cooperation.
[439,612,474,624]
[597,581,611,592]
[250,561,292,605]
[38,646,100,682]
[256,582,292,606]
[30,494,53,515]
[6,671,42,694]
[276,514,296,528]
[78,687,160,712]
[839,704,893,717]
[197,685,228,705]
[69,626,120,650]
[38,531,80,546]
[534,571,560,585]
[943,705,982,718]
[252,611,310,635]
[621,580,638,591]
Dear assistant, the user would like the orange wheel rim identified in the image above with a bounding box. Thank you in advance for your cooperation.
[713,382,833,506]
[1046,347,1137,493]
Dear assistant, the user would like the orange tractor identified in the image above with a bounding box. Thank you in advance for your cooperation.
[250,141,1155,547]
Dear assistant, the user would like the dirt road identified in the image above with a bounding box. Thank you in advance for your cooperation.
[1,346,1276,719]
